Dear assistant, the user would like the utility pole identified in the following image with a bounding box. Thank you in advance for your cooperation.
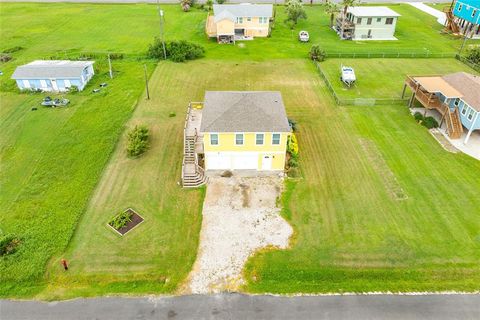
[157,0,167,60]
[108,54,113,79]
[144,64,150,100]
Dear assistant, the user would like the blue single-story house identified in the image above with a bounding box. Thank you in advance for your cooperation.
[11,60,95,92]
[406,72,480,145]
[452,0,480,38]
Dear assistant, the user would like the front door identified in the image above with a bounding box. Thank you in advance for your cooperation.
[261,155,272,170]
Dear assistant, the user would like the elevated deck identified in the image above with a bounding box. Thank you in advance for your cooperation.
[405,76,463,139]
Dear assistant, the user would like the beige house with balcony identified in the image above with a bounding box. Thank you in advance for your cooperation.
[206,4,273,43]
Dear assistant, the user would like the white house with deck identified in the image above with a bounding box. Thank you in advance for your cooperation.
[336,6,401,40]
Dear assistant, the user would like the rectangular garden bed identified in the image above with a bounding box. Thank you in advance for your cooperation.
[108,208,144,236]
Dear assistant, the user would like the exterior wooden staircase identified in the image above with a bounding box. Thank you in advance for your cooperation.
[443,6,460,34]
[182,103,207,188]
[405,76,463,139]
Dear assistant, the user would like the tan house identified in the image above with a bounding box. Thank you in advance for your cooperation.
[206,4,273,43]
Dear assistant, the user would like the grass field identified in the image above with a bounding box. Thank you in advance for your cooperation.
[320,58,478,99]
[243,61,480,293]
[1,3,479,298]
[0,3,472,61]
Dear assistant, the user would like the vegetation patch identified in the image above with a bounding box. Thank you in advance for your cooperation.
[126,125,149,157]
[0,234,21,257]
[108,208,144,236]
[148,39,204,63]
[414,112,439,129]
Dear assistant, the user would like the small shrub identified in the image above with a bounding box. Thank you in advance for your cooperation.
[109,211,133,230]
[216,0,227,4]
[0,53,12,63]
[423,116,439,129]
[68,85,79,94]
[109,53,124,60]
[127,125,149,157]
[0,234,20,257]
[414,112,424,122]
[287,167,301,178]
[309,45,326,62]
[180,0,191,12]
[169,112,176,117]
[205,0,213,11]
[287,133,299,158]
[466,47,480,64]
[288,155,299,168]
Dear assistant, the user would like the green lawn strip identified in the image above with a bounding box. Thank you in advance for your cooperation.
[319,58,477,100]
[0,3,473,61]
[0,60,155,298]
[243,62,480,293]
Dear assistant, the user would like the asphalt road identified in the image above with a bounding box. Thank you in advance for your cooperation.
[2,293,480,320]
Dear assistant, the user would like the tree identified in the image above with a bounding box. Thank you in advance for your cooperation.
[216,0,227,4]
[309,45,326,62]
[285,0,307,28]
[324,0,339,28]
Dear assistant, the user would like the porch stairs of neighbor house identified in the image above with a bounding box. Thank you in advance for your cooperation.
[182,103,207,188]
[405,76,463,139]
[443,6,460,35]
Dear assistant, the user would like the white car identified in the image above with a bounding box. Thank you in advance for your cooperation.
[299,31,309,42]
[340,65,356,87]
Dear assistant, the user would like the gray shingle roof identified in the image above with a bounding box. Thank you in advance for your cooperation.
[213,4,273,20]
[11,60,94,79]
[200,91,291,133]
[443,72,480,112]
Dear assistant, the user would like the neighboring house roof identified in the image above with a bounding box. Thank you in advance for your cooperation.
[213,4,273,21]
[347,6,401,17]
[11,60,94,79]
[443,72,480,112]
[413,76,462,98]
[200,91,291,133]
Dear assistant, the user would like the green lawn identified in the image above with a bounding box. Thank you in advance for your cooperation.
[1,3,479,299]
[320,58,477,99]
[244,61,480,293]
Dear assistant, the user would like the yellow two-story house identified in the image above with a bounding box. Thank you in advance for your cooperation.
[206,4,273,43]
[199,91,290,172]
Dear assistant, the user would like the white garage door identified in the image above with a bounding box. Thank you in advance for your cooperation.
[206,153,258,170]
[232,154,257,170]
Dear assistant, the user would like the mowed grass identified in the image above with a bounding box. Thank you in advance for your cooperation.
[320,58,477,99]
[244,62,480,293]
[0,60,155,297]
[0,3,473,61]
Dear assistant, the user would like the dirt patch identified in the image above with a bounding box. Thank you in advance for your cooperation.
[359,138,408,201]
[108,208,144,236]
[184,176,293,294]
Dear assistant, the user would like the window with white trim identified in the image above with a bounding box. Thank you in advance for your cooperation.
[458,4,462,12]
[235,133,244,145]
[259,17,268,23]
[367,18,372,25]
[210,133,219,145]
[454,98,460,107]
[472,9,477,18]
[376,18,381,22]
[461,105,468,115]
[236,17,243,23]
[272,133,281,145]
[467,109,475,121]
[256,133,264,145]
[247,17,252,22]
[386,18,394,25]
[357,17,362,24]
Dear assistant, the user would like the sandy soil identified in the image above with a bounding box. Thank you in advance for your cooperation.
[185,175,293,294]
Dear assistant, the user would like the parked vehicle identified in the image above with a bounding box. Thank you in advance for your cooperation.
[299,31,309,42]
[340,65,356,87]
[41,97,70,107]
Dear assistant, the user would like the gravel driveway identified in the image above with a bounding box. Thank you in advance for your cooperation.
[185,175,293,294]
